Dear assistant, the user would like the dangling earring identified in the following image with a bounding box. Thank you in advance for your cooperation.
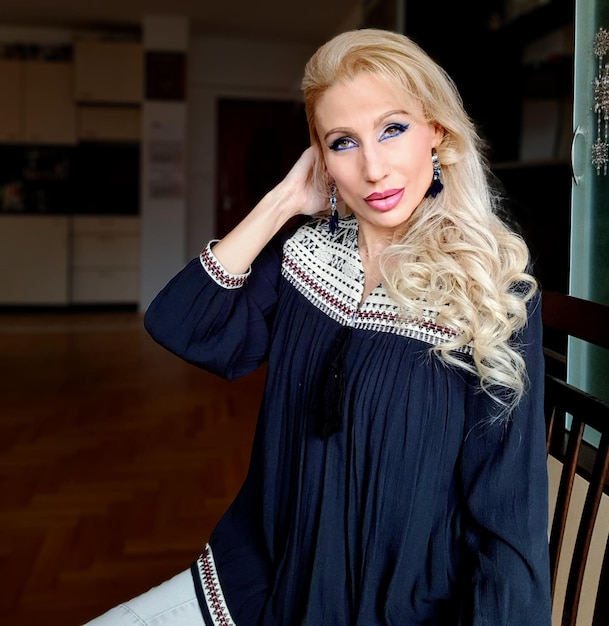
[328,182,339,234]
[425,148,444,198]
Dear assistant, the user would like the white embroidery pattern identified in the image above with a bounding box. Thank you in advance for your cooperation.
[282,216,471,352]
[196,544,237,626]
[200,241,251,289]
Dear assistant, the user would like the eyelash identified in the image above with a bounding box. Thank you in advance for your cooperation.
[382,122,409,140]
[328,122,410,152]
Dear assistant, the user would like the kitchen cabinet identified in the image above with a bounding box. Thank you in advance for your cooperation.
[71,216,140,304]
[0,215,69,305]
[23,61,77,144]
[0,215,140,306]
[74,40,143,104]
[78,106,141,142]
[0,59,76,145]
[0,60,23,142]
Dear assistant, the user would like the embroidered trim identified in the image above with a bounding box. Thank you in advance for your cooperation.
[196,544,236,626]
[282,216,363,324]
[200,241,251,289]
[282,217,471,353]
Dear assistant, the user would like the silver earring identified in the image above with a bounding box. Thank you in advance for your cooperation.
[329,182,339,234]
[425,148,444,198]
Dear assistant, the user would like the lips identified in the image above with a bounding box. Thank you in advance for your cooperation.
[364,188,405,211]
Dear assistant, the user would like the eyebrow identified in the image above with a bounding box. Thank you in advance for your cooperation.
[323,109,410,141]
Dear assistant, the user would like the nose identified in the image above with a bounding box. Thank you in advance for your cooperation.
[360,143,388,183]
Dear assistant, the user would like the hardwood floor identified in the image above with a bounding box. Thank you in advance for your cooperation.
[0,311,265,625]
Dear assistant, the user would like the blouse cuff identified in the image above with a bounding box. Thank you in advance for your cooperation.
[199,240,251,289]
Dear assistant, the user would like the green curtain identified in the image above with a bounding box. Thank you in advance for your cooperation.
[569,0,609,410]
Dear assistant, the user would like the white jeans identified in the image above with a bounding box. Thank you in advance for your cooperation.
[84,570,204,625]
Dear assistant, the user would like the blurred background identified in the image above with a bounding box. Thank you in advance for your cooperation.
[0,0,583,310]
[0,0,606,624]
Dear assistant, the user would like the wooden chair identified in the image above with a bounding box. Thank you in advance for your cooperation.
[542,291,609,625]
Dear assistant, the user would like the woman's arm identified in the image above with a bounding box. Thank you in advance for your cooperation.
[212,147,327,274]
[144,147,326,379]
[459,294,552,625]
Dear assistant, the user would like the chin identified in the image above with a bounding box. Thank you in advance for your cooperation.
[363,205,418,228]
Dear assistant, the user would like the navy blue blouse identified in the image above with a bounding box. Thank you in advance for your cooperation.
[144,215,552,626]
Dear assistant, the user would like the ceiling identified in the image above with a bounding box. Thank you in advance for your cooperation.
[0,0,363,45]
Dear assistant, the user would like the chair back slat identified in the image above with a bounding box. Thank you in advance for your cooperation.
[542,292,609,350]
[562,431,609,626]
[544,374,609,625]
[548,408,584,594]
[542,291,609,625]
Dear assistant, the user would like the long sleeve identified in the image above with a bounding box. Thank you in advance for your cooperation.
[144,235,285,381]
[459,294,552,625]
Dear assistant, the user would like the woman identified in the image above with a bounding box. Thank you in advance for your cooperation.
[87,28,551,625]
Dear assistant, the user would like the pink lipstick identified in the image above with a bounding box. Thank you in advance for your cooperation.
[364,188,405,211]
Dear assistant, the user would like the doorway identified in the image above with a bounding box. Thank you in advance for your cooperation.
[215,98,310,238]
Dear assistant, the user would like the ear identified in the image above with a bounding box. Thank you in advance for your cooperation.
[431,123,445,149]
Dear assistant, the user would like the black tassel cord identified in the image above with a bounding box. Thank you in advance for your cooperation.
[315,326,352,439]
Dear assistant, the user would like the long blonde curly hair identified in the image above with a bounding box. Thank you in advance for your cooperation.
[302,28,537,415]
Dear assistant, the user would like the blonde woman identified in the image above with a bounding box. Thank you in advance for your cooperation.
[87,29,551,626]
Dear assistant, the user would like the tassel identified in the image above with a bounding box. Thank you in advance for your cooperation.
[328,182,339,234]
[425,177,444,198]
[328,206,339,234]
[315,326,351,439]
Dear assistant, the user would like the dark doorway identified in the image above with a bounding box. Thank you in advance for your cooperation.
[215,98,310,238]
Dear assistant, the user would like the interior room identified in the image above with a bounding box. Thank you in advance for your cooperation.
[1,0,607,624]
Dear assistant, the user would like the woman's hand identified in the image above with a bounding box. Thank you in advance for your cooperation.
[211,146,328,275]
[263,146,328,220]
[284,147,329,217]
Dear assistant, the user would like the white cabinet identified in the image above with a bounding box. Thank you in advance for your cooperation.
[74,40,143,104]
[23,61,77,144]
[71,216,140,303]
[0,215,140,306]
[0,60,23,142]
[0,59,76,145]
[0,216,69,305]
[78,106,141,142]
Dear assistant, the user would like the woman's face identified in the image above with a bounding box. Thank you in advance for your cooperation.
[315,72,442,239]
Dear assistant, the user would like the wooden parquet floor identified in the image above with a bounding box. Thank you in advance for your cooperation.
[0,312,265,625]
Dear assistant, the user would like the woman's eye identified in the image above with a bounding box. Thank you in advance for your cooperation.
[329,137,357,151]
[380,123,409,141]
